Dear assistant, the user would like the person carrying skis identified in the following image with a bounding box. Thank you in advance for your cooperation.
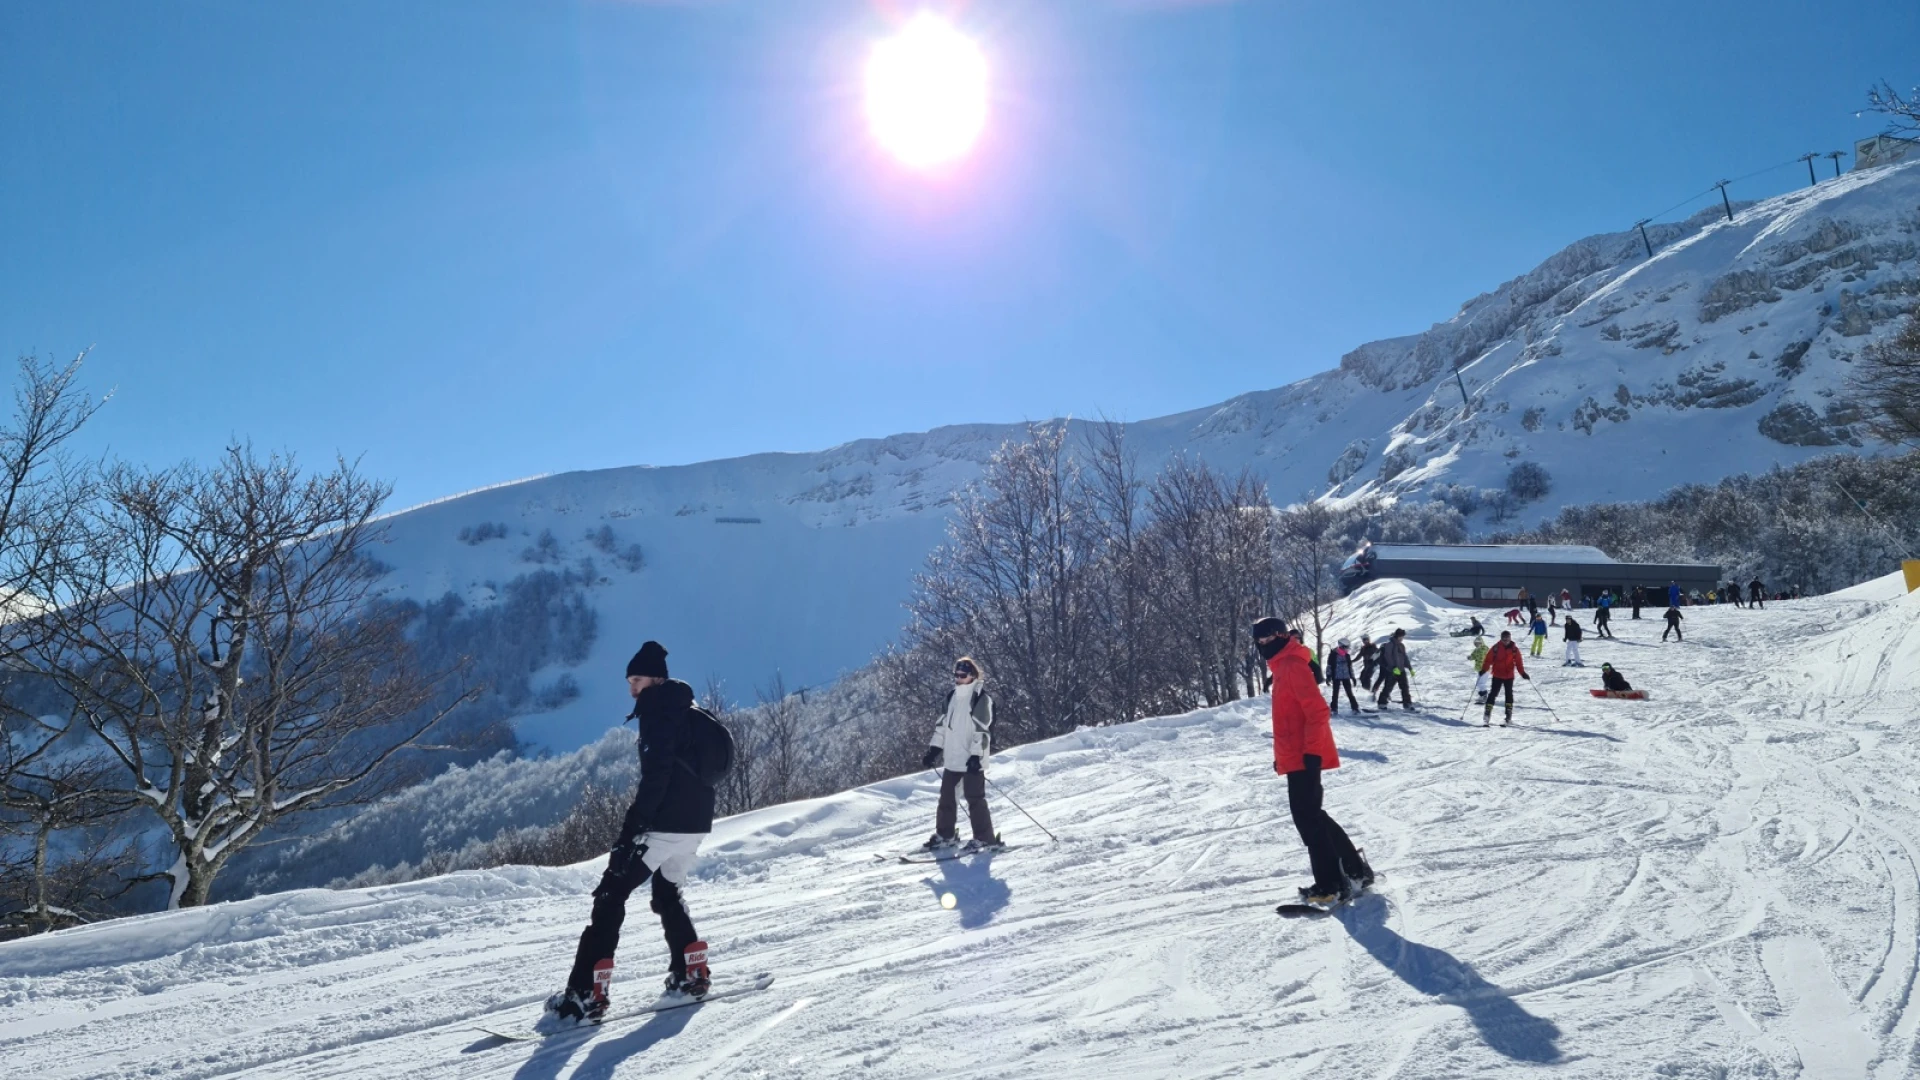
[1255,617,1372,906]
[1529,612,1548,658]
[1468,635,1491,704]
[1600,663,1633,693]
[919,657,999,855]
[1662,606,1684,642]
[1594,594,1614,639]
[1562,615,1585,667]
[1478,630,1529,726]
[1749,578,1765,609]
[1631,585,1645,620]
[1374,628,1414,711]
[1326,638,1360,714]
[1356,634,1379,691]
[546,640,716,1026]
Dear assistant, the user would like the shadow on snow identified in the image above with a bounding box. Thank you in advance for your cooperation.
[1337,895,1563,1064]
[922,851,1012,930]
[508,1003,699,1080]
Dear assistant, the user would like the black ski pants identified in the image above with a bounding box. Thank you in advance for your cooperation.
[1595,610,1613,638]
[1328,678,1360,713]
[936,767,995,843]
[1287,755,1366,892]
[1358,662,1376,691]
[1662,621,1683,641]
[1631,603,1641,619]
[1376,670,1411,708]
[567,840,699,996]
[1483,677,1515,718]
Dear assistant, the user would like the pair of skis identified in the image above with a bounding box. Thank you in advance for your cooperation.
[877,843,1016,865]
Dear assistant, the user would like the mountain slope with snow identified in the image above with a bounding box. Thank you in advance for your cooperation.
[370,161,1920,751]
[6,574,1917,1078]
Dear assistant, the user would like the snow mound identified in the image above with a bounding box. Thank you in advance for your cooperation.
[1325,577,1473,643]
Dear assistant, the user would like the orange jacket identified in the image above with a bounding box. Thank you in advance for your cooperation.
[1269,637,1340,774]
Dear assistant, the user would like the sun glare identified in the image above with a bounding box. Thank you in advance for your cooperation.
[864,13,987,170]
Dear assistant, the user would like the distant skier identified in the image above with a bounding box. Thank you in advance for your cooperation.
[1631,585,1646,620]
[1749,578,1765,609]
[919,657,999,855]
[546,640,715,1026]
[1529,613,1548,658]
[1478,630,1529,726]
[1560,588,1572,607]
[1326,639,1361,714]
[1468,635,1491,704]
[1255,617,1372,906]
[1356,634,1380,691]
[1374,628,1414,711]
[1600,663,1633,693]
[1562,615,1585,667]
[1504,607,1524,626]
[1593,595,1614,638]
[1667,581,1680,608]
[1662,606,1684,642]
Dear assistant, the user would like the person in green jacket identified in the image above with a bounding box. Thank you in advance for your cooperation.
[1469,635,1490,704]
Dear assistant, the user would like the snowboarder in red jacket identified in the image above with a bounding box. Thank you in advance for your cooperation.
[1256,617,1372,906]
[1477,630,1530,727]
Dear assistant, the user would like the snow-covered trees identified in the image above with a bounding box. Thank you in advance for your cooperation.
[1856,314,1920,449]
[1505,462,1553,502]
[34,448,476,908]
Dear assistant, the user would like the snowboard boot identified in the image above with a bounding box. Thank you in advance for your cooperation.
[543,958,613,1027]
[667,940,711,999]
[1303,881,1350,907]
[1347,849,1376,892]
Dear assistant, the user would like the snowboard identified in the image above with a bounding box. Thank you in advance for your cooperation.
[1277,883,1374,917]
[1589,689,1649,700]
[474,972,775,1042]
[878,844,1015,864]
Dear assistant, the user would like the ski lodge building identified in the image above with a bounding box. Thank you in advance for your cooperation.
[1339,543,1722,607]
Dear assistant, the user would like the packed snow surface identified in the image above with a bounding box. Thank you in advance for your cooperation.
[4,575,1918,1077]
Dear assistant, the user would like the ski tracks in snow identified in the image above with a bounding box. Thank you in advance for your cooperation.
[4,580,1920,1077]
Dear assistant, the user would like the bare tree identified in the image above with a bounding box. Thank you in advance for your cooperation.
[1274,500,1345,661]
[906,423,1100,743]
[1142,458,1273,707]
[1,354,104,779]
[36,447,474,907]
[755,672,802,805]
[702,675,757,817]
[1856,315,1920,449]
[1081,419,1152,723]
[0,747,140,936]
[1867,79,1920,137]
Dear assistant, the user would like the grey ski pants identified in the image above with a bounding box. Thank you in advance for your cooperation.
[936,768,995,843]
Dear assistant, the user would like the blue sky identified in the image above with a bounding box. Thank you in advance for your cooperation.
[4,0,1914,508]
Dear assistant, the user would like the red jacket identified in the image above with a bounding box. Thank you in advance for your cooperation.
[1269,638,1340,774]
[1479,639,1527,680]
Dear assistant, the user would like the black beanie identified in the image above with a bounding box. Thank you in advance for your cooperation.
[1250,617,1287,640]
[627,641,669,680]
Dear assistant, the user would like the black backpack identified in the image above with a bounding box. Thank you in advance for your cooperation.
[675,706,735,788]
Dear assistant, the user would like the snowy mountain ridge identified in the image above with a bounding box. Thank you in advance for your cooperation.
[6,574,1918,1078]
[365,161,1920,750]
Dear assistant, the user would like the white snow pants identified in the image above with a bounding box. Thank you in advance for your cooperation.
[1564,640,1582,665]
[1474,673,1490,695]
[636,831,702,886]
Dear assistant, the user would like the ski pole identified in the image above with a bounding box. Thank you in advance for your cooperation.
[985,775,1058,843]
[1530,678,1564,725]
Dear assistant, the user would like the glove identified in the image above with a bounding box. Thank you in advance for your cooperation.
[1521,672,1531,680]
[965,755,981,773]
[921,746,942,769]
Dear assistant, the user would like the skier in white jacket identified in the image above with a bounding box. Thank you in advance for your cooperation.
[920,657,999,854]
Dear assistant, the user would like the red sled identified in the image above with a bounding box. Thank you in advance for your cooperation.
[1589,689,1649,700]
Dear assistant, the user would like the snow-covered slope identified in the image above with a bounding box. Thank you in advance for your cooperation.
[7,575,1919,1078]
[372,161,1920,751]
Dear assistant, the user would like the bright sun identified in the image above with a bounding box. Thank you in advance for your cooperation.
[864,13,987,170]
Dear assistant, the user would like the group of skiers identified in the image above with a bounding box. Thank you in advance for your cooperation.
[548,568,1792,1027]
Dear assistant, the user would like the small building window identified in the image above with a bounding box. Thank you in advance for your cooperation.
[1479,587,1521,600]
[1433,586,1477,600]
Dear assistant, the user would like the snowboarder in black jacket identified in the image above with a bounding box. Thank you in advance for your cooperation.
[1600,663,1633,693]
[547,641,718,1026]
[1748,578,1765,609]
